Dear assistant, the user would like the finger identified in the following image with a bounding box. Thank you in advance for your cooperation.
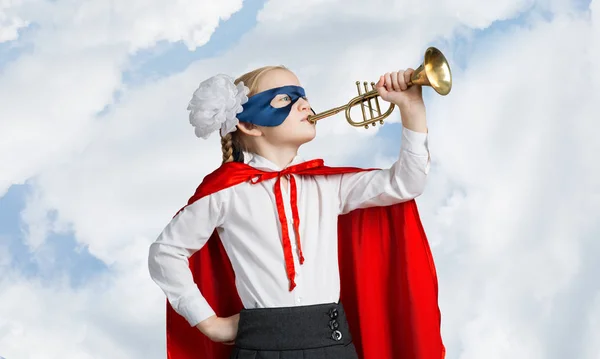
[375,75,384,89]
[391,71,400,91]
[398,70,408,91]
[375,76,388,96]
[384,72,393,91]
[403,68,414,88]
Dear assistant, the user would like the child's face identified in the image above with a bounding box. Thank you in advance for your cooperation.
[254,69,316,147]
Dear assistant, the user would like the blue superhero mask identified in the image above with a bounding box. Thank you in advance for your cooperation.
[236,85,315,127]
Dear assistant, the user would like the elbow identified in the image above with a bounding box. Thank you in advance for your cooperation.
[410,180,427,199]
[390,170,428,200]
[394,179,426,200]
[410,171,428,198]
[390,156,429,200]
[147,242,174,281]
[147,241,191,279]
[147,242,160,280]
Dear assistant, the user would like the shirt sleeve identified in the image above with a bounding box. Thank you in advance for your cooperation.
[148,190,228,327]
[335,127,431,214]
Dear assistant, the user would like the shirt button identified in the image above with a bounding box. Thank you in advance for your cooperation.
[296,297,302,303]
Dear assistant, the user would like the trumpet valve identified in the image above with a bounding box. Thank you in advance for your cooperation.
[350,79,393,129]
[371,82,383,117]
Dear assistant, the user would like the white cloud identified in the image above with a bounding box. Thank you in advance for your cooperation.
[1,0,599,358]
[7,0,244,52]
[257,0,536,30]
[0,257,166,359]
[582,293,600,359]
[0,0,28,43]
[420,9,600,359]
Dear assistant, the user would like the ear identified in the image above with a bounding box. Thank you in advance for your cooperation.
[237,121,263,137]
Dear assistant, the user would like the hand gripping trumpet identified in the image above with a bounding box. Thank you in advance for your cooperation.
[307,47,452,128]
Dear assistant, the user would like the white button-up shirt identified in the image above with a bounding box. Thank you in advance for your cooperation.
[148,128,430,327]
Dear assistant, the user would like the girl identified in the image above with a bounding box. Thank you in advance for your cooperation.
[148,65,443,359]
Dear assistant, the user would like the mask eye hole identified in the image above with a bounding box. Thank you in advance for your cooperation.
[270,94,292,108]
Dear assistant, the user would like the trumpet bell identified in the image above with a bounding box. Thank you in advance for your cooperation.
[410,47,452,96]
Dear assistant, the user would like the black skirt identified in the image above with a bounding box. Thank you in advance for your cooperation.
[230,302,359,359]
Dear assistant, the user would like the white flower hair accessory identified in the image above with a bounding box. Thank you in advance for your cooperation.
[187,74,250,139]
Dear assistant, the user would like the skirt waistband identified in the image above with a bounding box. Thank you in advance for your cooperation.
[234,302,353,351]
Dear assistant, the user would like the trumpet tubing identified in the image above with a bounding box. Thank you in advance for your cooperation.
[307,46,452,129]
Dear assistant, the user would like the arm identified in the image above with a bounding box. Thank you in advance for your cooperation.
[336,127,430,214]
[337,69,430,214]
[148,190,228,327]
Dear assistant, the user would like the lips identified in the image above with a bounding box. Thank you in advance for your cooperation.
[302,113,314,121]
[301,113,315,124]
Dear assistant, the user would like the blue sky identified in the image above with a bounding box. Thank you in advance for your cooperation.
[0,183,107,287]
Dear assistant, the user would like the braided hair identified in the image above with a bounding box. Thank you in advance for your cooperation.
[220,132,244,164]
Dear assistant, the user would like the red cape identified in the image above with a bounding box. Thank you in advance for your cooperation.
[165,160,445,359]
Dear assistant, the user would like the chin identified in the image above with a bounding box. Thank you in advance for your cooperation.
[288,133,315,147]
[298,128,317,144]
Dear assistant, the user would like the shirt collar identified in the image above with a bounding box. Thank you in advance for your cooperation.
[246,153,305,172]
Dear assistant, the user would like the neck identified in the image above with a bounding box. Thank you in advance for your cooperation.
[253,142,299,169]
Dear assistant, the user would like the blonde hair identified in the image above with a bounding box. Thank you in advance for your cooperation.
[221,65,288,164]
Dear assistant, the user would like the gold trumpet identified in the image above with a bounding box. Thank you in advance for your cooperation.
[307,47,452,128]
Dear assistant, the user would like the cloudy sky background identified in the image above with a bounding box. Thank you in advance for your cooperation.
[1,0,599,358]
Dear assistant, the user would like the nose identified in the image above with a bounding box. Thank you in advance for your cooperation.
[296,97,311,112]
